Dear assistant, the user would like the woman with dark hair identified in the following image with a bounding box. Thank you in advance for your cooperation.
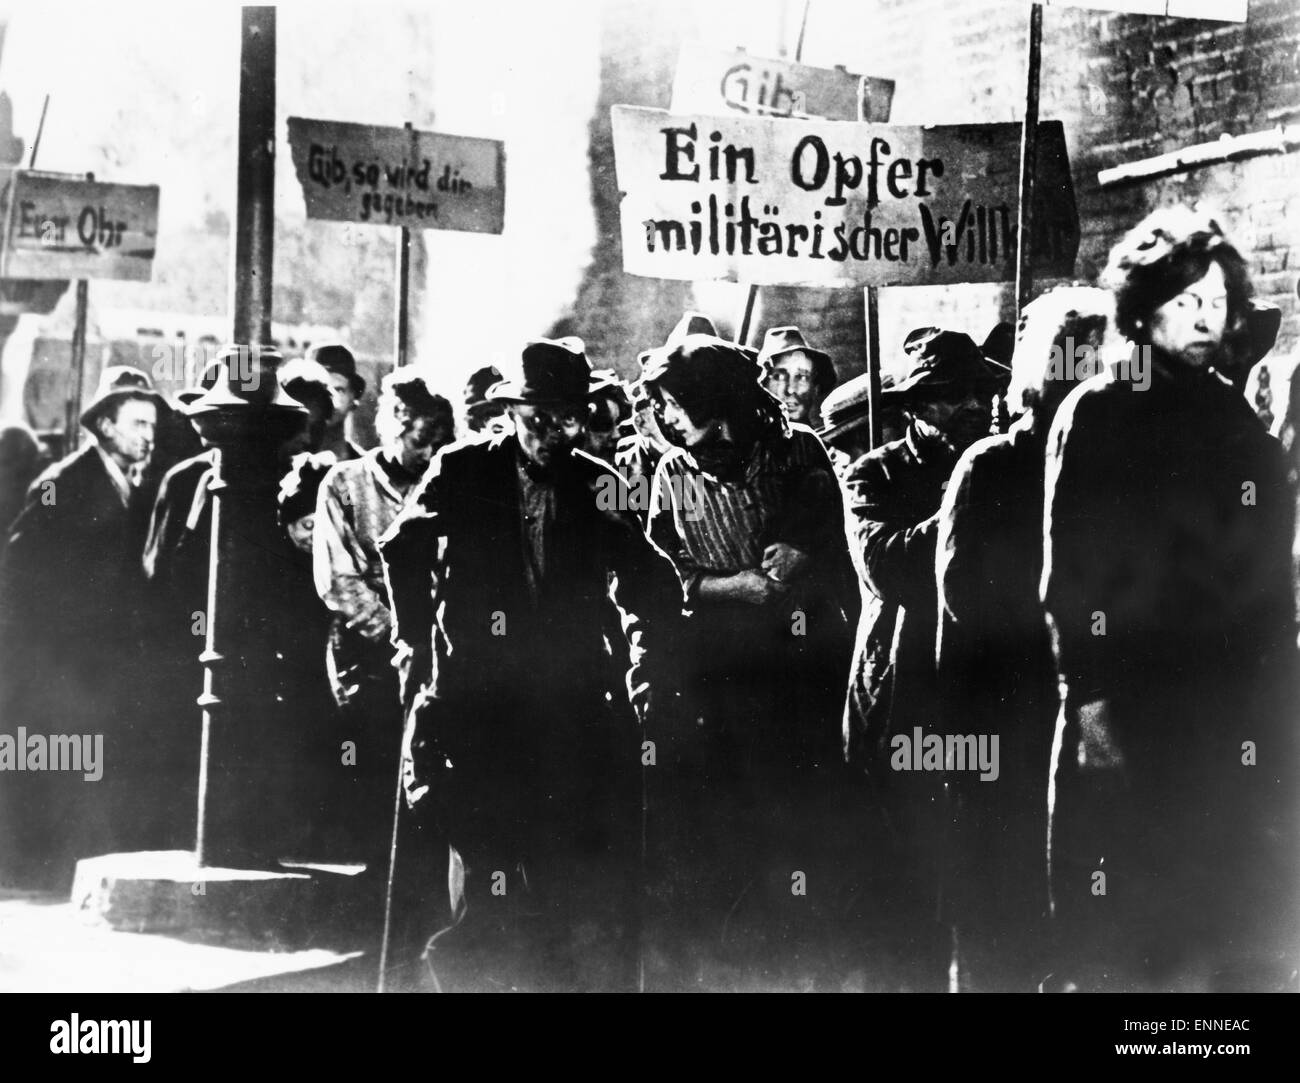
[1042,207,1298,990]
[642,334,858,973]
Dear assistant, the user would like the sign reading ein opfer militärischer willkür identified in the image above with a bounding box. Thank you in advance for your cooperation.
[287,117,506,234]
[0,170,160,282]
[610,106,1079,289]
[670,43,895,122]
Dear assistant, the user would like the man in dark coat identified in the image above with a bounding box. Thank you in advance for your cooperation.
[0,368,163,888]
[841,328,1000,987]
[379,338,682,991]
[843,329,1001,766]
[935,288,1110,990]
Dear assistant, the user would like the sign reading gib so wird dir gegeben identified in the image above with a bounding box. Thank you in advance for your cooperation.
[0,170,160,281]
[287,117,505,234]
[611,106,1079,289]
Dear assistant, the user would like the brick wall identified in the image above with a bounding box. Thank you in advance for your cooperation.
[571,0,1300,384]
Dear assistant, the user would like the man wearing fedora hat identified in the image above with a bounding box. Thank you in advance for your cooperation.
[306,342,367,461]
[844,329,1001,760]
[759,326,839,430]
[840,327,1000,987]
[379,336,681,990]
[0,367,164,888]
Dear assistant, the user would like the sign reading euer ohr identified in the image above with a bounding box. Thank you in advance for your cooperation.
[611,106,1079,288]
[1,171,160,282]
[287,117,505,234]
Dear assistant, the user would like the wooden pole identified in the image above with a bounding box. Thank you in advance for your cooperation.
[864,285,882,450]
[394,122,413,367]
[26,94,48,169]
[858,73,883,450]
[1014,2,1043,316]
[231,6,276,346]
[63,171,93,457]
[64,280,88,455]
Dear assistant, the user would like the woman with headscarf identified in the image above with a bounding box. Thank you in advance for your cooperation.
[1042,207,1298,990]
[642,334,857,971]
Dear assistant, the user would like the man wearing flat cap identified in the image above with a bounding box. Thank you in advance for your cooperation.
[379,337,682,990]
[840,327,1000,987]
[0,367,164,887]
[306,342,367,461]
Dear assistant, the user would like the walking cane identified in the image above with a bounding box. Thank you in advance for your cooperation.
[376,738,407,993]
[638,705,649,994]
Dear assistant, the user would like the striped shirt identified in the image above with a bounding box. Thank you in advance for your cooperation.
[648,425,833,596]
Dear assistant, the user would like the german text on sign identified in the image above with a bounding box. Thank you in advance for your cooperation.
[611,106,1079,289]
[1,171,160,282]
[287,117,505,234]
[670,43,895,122]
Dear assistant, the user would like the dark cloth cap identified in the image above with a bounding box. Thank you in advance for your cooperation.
[463,365,504,408]
[305,342,365,396]
[640,334,762,393]
[817,371,896,444]
[487,337,596,405]
[886,327,1002,399]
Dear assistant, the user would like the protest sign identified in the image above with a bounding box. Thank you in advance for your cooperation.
[0,171,159,282]
[611,106,1078,288]
[286,117,505,234]
[671,43,894,121]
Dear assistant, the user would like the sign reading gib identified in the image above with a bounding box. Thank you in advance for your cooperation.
[671,43,895,122]
[0,171,160,281]
[287,117,506,234]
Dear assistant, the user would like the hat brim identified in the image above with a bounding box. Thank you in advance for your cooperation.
[485,378,609,405]
[762,344,834,371]
[885,370,1003,398]
[817,410,874,446]
[80,387,167,429]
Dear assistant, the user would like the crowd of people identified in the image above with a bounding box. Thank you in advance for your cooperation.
[1,204,1297,992]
